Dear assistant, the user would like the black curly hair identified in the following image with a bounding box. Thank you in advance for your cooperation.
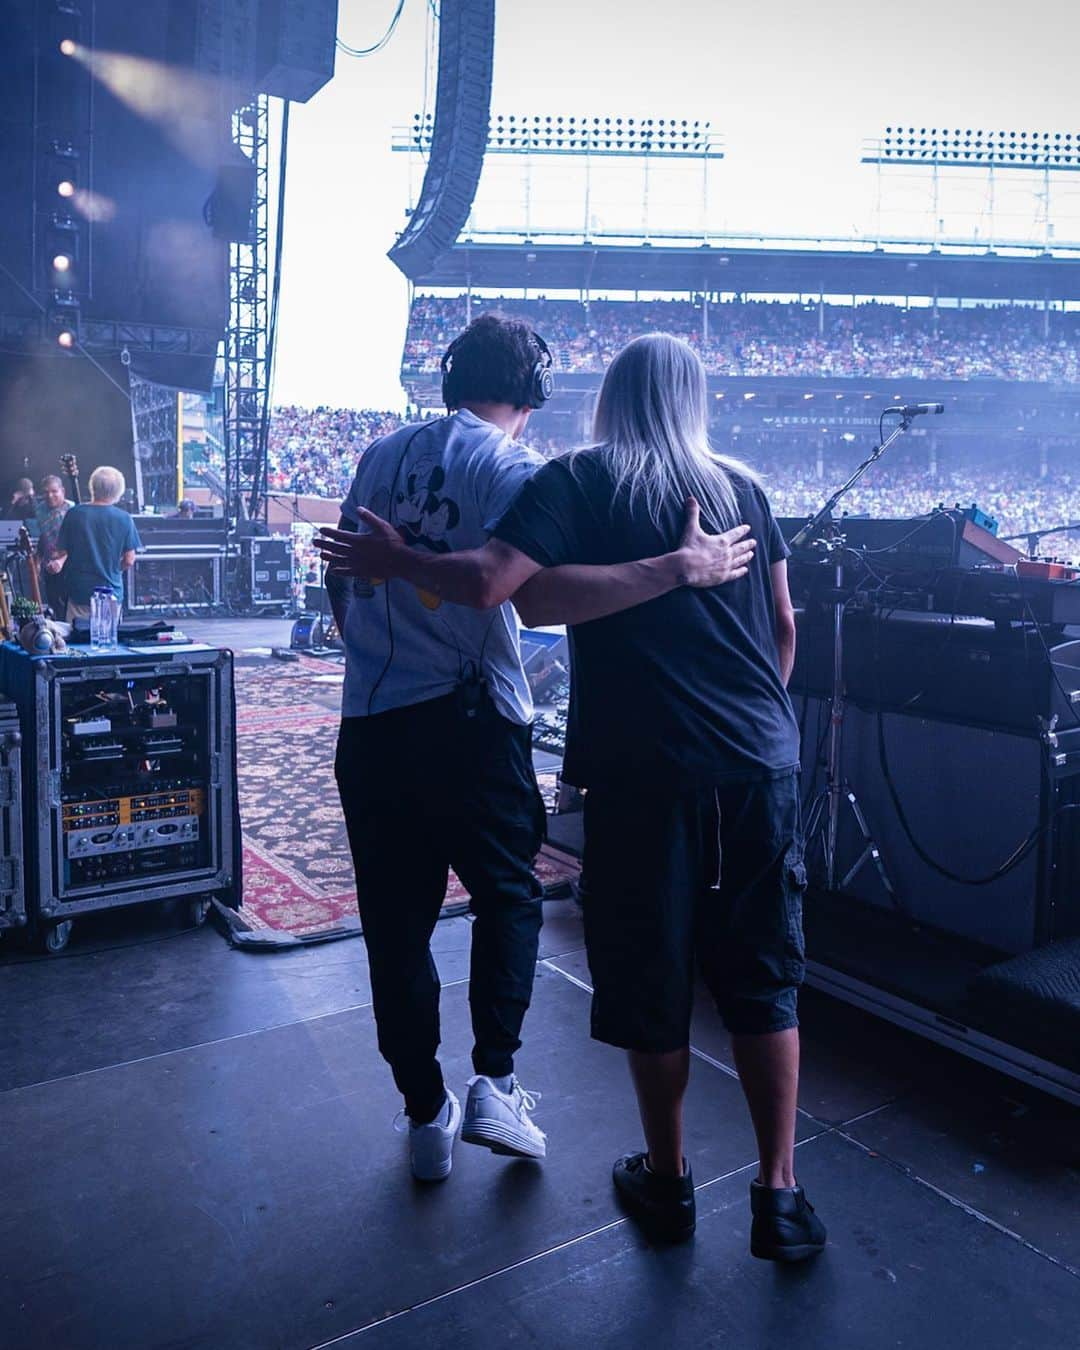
[442,313,544,410]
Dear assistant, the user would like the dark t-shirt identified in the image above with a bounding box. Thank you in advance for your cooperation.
[57,504,141,604]
[493,449,800,788]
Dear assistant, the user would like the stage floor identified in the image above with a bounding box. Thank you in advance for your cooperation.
[1,617,1078,1347]
[1,896,1078,1349]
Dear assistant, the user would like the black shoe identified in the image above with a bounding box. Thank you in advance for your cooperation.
[749,1180,827,1262]
[613,1152,696,1242]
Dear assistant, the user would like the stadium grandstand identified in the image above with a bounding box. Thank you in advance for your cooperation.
[257,268,1080,546]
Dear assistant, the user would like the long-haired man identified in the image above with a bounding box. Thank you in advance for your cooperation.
[319,333,825,1259]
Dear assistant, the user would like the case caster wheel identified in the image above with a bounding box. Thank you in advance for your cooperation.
[186,898,211,928]
[43,921,73,954]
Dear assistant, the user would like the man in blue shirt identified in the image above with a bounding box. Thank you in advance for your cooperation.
[54,465,141,621]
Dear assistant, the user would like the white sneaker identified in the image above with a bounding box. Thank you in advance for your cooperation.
[461,1075,547,1159]
[395,1089,462,1182]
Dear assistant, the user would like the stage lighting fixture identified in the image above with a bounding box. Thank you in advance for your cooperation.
[57,180,75,198]
[52,253,72,272]
[47,290,80,348]
[59,38,76,55]
[803,392,814,399]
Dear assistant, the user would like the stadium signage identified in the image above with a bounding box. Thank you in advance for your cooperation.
[767,415,882,428]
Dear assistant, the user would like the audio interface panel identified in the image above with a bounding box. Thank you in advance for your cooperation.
[58,674,213,892]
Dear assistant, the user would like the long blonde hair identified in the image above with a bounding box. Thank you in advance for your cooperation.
[591,332,758,530]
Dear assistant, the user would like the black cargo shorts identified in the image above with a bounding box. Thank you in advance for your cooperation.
[580,768,805,1051]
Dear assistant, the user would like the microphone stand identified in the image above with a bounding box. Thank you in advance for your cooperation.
[797,411,918,903]
[267,491,330,642]
[1000,523,1080,559]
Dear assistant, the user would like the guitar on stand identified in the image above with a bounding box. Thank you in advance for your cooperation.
[17,524,44,614]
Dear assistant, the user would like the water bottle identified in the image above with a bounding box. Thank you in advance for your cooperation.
[90,588,119,649]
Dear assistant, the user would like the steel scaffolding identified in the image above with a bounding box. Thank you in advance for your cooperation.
[225,95,270,528]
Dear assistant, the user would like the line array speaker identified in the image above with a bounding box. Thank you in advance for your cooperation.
[255,0,338,104]
[387,0,495,280]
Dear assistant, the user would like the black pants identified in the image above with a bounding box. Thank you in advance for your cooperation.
[336,692,546,1123]
[43,570,67,618]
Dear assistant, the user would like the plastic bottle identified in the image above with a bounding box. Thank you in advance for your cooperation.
[90,588,119,649]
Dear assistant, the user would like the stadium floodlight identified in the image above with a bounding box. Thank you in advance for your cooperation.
[397,111,724,160]
[865,125,1080,171]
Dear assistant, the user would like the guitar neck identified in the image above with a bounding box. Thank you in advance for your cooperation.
[61,456,82,504]
[17,527,42,608]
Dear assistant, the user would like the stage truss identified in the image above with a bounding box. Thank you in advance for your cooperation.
[225,95,270,527]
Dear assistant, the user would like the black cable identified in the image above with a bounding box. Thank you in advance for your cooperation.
[1018,587,1080,729]
[876,705,1080,883]
[871,568,1065,889]
[337,0,406,57]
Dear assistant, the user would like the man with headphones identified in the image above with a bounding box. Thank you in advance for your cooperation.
[326,313,755,1185]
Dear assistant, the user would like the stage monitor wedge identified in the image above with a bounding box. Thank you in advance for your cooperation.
[387,0,495,281]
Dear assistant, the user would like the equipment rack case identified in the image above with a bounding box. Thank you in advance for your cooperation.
[0,699,25,935]
[0,642,237,951]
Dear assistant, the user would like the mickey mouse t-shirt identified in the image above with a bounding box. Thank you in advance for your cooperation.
[339,409,543,722]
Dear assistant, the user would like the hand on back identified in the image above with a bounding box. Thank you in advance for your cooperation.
[675,498,756,588]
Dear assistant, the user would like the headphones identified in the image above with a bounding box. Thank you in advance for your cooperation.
[441,330,555,410]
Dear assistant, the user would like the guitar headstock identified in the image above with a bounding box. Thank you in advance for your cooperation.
[16,524,31,554]
[60,452,81,503]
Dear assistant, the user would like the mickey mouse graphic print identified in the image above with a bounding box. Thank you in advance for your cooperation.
[339,408,544,721]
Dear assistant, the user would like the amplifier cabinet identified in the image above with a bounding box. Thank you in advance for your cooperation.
[0,699,25,931]
[248,535,293,605]
[795,691,1080,954]
[126,553,222,610]
[794,606,1080,735]
[0,643,236,935]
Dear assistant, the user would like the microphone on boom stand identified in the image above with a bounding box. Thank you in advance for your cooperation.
[883,402,945,417]
[793,398,947,900]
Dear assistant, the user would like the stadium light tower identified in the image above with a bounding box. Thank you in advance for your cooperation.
[862,126,1080,250]
[394,111,724,246]
[399,112,724,160]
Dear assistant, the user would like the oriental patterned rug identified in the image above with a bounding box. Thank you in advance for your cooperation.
[227,658,579,944]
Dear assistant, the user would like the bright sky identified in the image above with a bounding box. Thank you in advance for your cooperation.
[273,0,1080,411]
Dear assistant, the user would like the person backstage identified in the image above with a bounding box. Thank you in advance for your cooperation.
[319,332,826,1261]
[319,313,756,1185]
[51,465,141,623]
[35,474,73,617]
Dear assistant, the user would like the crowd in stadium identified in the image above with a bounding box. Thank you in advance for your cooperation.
[265,405,403,498]
[741,452,1080,543]
[402,294,1080,384]
[249,402,1078,547]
